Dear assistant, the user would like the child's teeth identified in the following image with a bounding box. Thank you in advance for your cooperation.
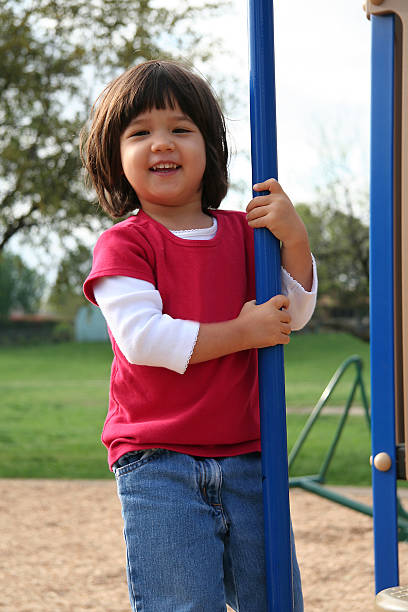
[153,163,178,170]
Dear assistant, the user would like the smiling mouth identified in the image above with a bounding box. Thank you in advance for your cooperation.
[150,163,181,173]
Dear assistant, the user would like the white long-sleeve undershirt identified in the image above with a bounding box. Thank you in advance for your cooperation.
[93,218,318,374]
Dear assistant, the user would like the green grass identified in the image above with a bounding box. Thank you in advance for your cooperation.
[284,332,371,407]
[1,343,112,479]
[0,333,374,481]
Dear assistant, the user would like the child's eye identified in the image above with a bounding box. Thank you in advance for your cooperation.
[173,128,191,134]
[125,129,149,137]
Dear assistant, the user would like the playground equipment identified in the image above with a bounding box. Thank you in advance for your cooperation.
[249,1,408,609]
[248,1,292,610]
[289,357,373,510]
[365,0,408,608]
[375,587,408,611]
[288,356,408,538]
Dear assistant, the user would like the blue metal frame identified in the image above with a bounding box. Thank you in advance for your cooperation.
[248,1,293,610]
[370,14,399,593]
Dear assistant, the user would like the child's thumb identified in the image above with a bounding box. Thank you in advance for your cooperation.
[269,294,290,310]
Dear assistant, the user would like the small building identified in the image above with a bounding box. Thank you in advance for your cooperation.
[2,311,63,345]
[74,304,109,342]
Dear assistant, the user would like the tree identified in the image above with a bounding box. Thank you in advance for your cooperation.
[314,153,369,296]
[296,202,369,299]
[291,123,371,339]
[295,201,369,339]
[0,251,45,317]
[0,0,224,252]
[47,244,92,318]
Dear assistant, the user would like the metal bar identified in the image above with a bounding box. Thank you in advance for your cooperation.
[397,497,408,521]
[288,356,364,469]
[370,13,399,593]
[291,478,375,517]
[290,478,408,540]
[358,367,372,429]
[318,378,360,482]
[248,1,293,610]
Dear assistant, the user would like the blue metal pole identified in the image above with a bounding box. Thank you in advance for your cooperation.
[248,1,293,610]
[370,13,399,594]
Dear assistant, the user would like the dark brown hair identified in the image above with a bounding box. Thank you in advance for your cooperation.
[80,60,229,218]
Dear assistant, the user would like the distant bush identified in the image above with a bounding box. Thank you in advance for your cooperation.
[0,319,60,345]
[51,321,74,343]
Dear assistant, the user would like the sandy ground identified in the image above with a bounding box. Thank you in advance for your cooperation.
[1,480,408,612]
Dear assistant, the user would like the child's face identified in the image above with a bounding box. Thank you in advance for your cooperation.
[120,103,206,216]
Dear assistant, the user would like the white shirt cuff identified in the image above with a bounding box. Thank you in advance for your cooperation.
[281,254,318,330]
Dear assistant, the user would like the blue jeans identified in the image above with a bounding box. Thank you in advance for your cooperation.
[114,449,303,612]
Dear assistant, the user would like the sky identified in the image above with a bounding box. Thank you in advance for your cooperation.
[207,0,372,209]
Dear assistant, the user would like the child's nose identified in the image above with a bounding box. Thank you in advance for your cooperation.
[151,137,175,152]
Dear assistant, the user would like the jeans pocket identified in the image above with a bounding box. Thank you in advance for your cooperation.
[113,449,162,477]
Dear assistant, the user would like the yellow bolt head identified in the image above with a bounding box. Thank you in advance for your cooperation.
[373,452,392,472]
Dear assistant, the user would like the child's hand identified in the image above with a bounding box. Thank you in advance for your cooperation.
[246,178,308,248]
[189,294,292,365]
[237,295,291,348]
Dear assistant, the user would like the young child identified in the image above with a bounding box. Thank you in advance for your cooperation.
[81,60,317,612]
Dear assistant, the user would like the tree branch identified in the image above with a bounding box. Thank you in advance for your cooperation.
[0,203,40,251]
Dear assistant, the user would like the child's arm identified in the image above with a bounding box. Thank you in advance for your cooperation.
[94,276,292,370]
[95,274,292,369]
[246,178,313,292]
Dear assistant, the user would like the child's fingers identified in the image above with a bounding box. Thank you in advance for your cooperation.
[280,310,291,324]
[253,178,282,193]
[246,212,277,231]
[269,294,290,311]
[280,322,292,335]
[246,195,273,214]
[247,196,271,219]
[277,332,291,345]
[246,192,288,215]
